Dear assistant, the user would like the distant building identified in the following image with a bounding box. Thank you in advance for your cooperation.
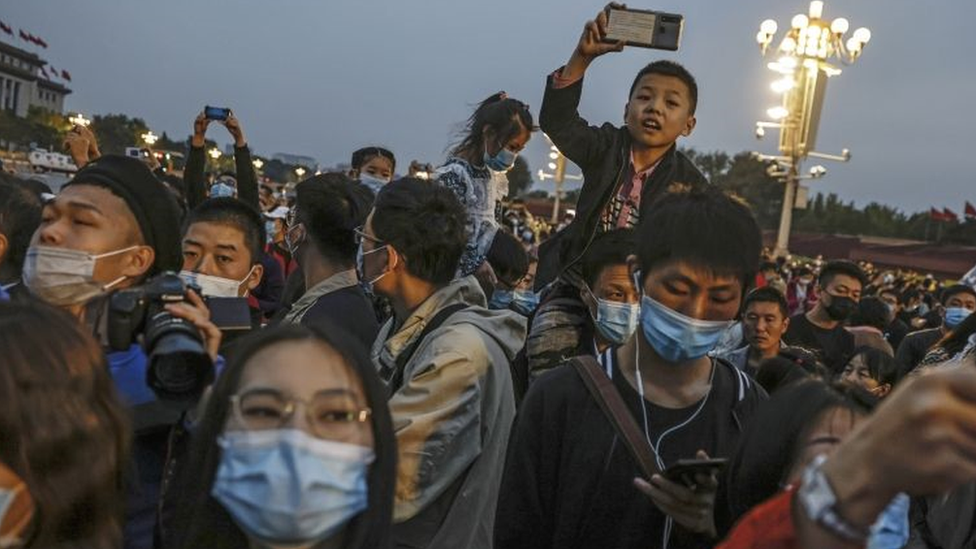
[0,39,71,117]
[272,152,319,170]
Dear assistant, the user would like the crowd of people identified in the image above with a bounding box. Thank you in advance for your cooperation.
[2,5,976,549]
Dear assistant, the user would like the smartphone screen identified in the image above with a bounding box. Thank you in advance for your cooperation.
[204,105,230,121]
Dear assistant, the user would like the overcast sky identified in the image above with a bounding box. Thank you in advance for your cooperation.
[5,0,974,213]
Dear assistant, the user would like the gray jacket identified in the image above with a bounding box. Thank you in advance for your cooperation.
[372,276,526,549]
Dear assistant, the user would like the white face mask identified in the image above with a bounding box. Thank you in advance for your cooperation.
[23,245,136,306]
[179,266,255,298]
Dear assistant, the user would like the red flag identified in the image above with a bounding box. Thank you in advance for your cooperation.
[35,36,47,48]
[0,22,12,35]
[18,29,28,41]
[40,67,49,79]
[944,207,960,222]
[930,207,944,221]
[966,201,976,220]
[61,69,72,81]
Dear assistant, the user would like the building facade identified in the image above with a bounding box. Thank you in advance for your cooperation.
[0,39,71,117]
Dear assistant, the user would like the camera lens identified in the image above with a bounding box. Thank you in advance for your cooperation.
[144,311,213,401]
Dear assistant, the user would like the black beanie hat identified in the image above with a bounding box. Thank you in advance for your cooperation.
[64,155,183,275]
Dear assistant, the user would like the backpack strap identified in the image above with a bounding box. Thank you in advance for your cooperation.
[389,304,468,394]
[570,355,661,479]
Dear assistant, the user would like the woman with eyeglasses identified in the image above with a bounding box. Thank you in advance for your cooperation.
[173,322,395,549]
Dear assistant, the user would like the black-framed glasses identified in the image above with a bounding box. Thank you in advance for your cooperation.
[230,388,371,440]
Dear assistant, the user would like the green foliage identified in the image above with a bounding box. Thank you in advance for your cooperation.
[507,156,533,197]
[0,106,68,150]
[685,148,975,245]
[90,113,149,155]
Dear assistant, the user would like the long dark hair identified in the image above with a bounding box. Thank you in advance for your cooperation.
[0,301,130,549]
[451,92,533,160]
[720,379,876,533]
[177,322,396,549]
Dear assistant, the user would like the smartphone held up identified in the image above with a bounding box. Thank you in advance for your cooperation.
[603,7,684,51]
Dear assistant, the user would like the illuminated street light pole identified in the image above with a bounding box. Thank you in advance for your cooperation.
[753,0,871,256]
[294,166,306,180]
[68,113,91,127]
[141,131,158,146]
[537,134,582,224]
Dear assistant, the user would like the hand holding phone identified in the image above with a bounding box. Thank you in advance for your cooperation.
[663,458,727,490]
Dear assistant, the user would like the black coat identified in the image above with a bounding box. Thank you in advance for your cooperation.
[534,71,708,290]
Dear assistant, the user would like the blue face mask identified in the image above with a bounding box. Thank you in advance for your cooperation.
[639,295,731,364]
[212,429,373,546]
[511,290,540,315]
[264,220,278,244]
[356,242,391,295]
[360,173,389,194]
[592,297,640,346]
[946,307,973,329]
[484,145,517,172]
[489,289,515,310]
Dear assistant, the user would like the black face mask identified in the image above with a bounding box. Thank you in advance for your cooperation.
[825,294,857,321]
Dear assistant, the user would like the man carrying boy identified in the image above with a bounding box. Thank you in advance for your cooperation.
[529,3,708,378]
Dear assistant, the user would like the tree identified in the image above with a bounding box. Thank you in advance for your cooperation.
[90,113,149,155]
[154,132,188,154]
[0,106,67,151]
[507,156,533,197]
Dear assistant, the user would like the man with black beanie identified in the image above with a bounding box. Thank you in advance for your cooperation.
[24,155,223,549]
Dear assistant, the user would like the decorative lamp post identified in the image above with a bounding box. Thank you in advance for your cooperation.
[753,1,871,256]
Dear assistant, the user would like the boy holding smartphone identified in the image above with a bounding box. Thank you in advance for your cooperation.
[529,3,708,379]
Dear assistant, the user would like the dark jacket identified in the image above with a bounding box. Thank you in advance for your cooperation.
[895,327,944,377]
[908,483,976,549]
[534,71,708,290]
[184,145,259,211]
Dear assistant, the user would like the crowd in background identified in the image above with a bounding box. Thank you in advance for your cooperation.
[3,5,976,549]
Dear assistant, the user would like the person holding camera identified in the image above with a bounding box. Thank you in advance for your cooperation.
[185,109,260,211]
[22,154,222,549]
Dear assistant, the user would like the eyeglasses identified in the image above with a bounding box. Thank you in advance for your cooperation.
[229,388,371,440]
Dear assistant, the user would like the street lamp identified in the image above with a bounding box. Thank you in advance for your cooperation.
[252,158,264,170]
[141,131,158,146]
[537,134,582,224]
[68,113,90,127]
[753,0,871,256]
[294,166,306,179]
[208,148,222,160]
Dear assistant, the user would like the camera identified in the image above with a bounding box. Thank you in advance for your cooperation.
[108,272,214,402]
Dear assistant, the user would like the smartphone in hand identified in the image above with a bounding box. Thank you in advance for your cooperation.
[204,105,231,122]
[603,8,684,51]
[664,458,727,489]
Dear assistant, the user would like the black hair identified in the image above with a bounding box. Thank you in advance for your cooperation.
[743,286,788,318]
[849,296,891,332]
[372,178,467,285]
[818,260,868,290]
[0,177,42,280]
[486,230,529,289]
[176,322,395,549]
[795,266,813,277]
[759,261,778,273]
[754,347,830,395]
[295,173,372,265]
[900,288,923,306]
[942,284,976,305]
[722,380,876,533]
[629,60,699,114]
[351,147,397,173]
[845,346,900,387]
[581,228,636,289]
[182,198,265,265]
[452,92,534,158]
[637,188,761,291]
[14,177,53,199]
